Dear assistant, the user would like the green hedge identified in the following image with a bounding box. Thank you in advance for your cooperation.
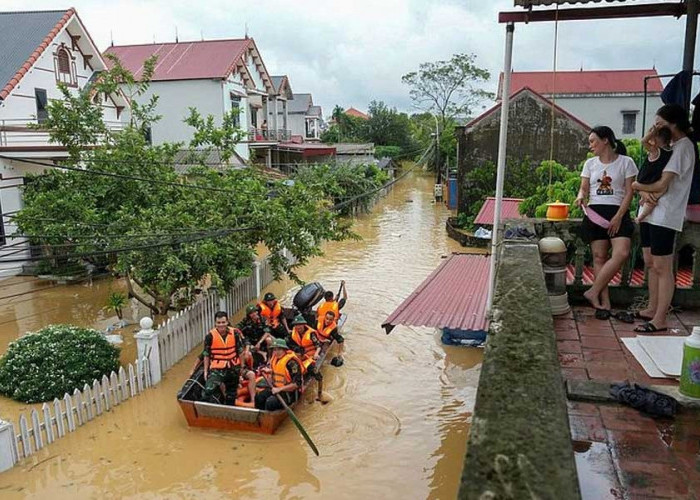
[0,325,120,403]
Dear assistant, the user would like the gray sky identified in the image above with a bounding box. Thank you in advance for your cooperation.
[3,0,696,116]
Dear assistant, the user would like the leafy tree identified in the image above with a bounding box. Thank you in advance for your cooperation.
[321,106,367,144]
[16,58,353,315]
[401,53,492,128]
[365,101,416,152]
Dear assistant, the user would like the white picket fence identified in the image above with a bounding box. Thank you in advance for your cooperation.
[2,357,152,464]
[157,251,295,374]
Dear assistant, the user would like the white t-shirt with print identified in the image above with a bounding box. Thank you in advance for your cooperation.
[645,136,696,231]
[581,155,638,206]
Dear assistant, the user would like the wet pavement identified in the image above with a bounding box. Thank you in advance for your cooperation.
[0,170,484,498]
[559,306,700,499]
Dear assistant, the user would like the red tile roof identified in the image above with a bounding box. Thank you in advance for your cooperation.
[499,69,664,98]
[566,265,693,288]
[466,86,591,132]
[105,38,254,82]
[345,107,369,120]
[0,8,74,100]
[382,253,490,333]
[474,197,525,226]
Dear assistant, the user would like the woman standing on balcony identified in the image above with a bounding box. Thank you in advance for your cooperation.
[632,104,696,333]
[575,126,638,319]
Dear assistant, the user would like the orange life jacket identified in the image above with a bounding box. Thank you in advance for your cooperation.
[271,351,306,388]
[291,326,318,357]
[317,300,339,322]
[259,301,282,327]
[317,319,337,340]
[209,328,239,370]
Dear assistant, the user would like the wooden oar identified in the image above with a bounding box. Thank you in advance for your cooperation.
[263,375,320,456]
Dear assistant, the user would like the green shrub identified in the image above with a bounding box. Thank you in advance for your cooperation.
[375,145,401,159]
[0,325,120,403]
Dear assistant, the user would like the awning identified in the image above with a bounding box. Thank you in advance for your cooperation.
[382,253,490,334]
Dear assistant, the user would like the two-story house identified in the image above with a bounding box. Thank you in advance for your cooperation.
[282,93,323,143]
[106,37,287,165]
[0,8,128,277]
[498,69,664,139]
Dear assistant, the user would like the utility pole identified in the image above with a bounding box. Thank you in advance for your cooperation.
[434,114,441,184]
[683,0,699,110]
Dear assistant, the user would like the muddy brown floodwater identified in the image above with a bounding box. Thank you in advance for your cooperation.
[0,170,483,499]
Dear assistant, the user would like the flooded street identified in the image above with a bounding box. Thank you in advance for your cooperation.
[0,171,483,499]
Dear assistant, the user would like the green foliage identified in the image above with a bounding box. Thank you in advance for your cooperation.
[375,145,402,159]
[321,106,368,144]
[0,325,120,403]
[104,291,128,320]
[364,101,416,151]
[519,162,583,218]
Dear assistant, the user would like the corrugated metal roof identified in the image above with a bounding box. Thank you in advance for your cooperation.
[514,0,630,6]
[105,39,251,81]
[382,253,490,334]
[474,197,525,226]
[0,10,70,100]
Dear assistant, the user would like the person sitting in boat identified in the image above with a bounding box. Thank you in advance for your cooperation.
[258,292,289,338]
[316,280,347,324]
[203,311,256,406]
[255,338,305,411]
[317,310,345,367]
[287,314,324,390]
[237,304,273,368]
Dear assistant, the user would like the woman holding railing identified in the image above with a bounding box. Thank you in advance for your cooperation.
[575,126,638,320]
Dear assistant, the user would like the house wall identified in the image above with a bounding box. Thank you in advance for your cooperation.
[287,112,306,138]
[457,91,591,215]
[552,94,663,139]
[222,73,250,160]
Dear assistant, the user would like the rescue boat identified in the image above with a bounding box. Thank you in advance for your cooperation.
[177,283,345,434]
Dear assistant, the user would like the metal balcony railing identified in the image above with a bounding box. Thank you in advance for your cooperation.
[0,118,124,148]
[247,128,292,142]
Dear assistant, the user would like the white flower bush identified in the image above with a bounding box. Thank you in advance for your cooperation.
[0,325,120,403]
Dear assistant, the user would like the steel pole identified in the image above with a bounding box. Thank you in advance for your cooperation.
[683,0,699,110]
[486,22,515,312]
[434,114,440,184]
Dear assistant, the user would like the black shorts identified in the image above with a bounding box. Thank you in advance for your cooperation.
[580,204,634,243]
[639,222,677,256]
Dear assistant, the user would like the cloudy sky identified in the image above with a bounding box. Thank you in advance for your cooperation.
[4,0,696,116]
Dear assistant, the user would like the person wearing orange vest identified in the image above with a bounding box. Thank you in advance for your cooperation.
[287,314,324,398]
[317,310,345,367]
[202,311,256,406]
[257,292,289,338]
[316,280,347,324]
[238,304,272,368]
[255,338,305,411]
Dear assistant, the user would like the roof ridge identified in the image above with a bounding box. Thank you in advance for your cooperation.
[0,9,70,14]
[109,37,249,49]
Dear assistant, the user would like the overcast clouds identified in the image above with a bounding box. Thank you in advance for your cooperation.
[3,0,696,116]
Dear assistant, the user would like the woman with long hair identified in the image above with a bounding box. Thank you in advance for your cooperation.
[632,104,696,332]
[575,126,638,319]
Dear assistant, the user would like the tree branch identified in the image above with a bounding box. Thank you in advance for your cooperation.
[125,271,157,313]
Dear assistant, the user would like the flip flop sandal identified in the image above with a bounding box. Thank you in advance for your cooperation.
[613,311,635,324]
[594,308,611,320]
[633,322,668,333]
[634,311,653,321]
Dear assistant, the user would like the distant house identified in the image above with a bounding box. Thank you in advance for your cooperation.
[345,107,368,120]
[282,93,323,142]
[268,75,293,139]
[0,8,128,277]
[455,87,591,215]
[499,69,664,138]
[335,143,375,166]
[106,37,281,163]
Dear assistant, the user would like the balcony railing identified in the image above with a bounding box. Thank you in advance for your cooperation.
[0,118,124,149]
[247,128,292,143]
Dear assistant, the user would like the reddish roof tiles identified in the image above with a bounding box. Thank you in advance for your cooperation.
[499,69,664,98]
[474,197,525,226]
[345,107,369,120]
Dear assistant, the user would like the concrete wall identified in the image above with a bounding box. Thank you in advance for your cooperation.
[554,94,663,139]
[459,239,580,499]
[287,112,306,138]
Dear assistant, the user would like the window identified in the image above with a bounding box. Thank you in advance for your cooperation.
[250,105,258,128]
[53,45,76,86]
[622,112,637,135]
[35,88,48,123]
[230,94,241,128]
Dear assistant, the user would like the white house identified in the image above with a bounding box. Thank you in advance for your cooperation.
[0,8,127,277]
[281,93,323,142]
[106,38,287,165]
[498,69,664,139]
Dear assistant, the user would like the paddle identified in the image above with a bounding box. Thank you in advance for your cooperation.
[262,374,320,456]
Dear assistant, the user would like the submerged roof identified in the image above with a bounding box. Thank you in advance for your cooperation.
[382,253,490,334]
[0,9,74,100]
[474,197,525,226]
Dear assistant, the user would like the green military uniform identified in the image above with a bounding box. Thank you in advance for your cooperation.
[202,327,243,404]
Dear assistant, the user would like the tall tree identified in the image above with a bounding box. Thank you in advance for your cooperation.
[401,53,492,128]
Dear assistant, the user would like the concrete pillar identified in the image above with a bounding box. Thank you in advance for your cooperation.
[0,420,17,472]
[134,317,161,386]
[274,97,279,139]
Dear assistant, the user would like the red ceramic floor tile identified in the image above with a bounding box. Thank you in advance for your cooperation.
[599,406,659,433]
[616,460,689,498]
[560,352,585,368]
[573,440,624,500]
[581,336,623,351]
[562,367,590,381]
[608,430,673,464]
[570,414,607,442]
[583,348,627,363]
[556,328,580,341]
[587,362,632,383]
[558,340,583,354]
[567,400,601,417]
